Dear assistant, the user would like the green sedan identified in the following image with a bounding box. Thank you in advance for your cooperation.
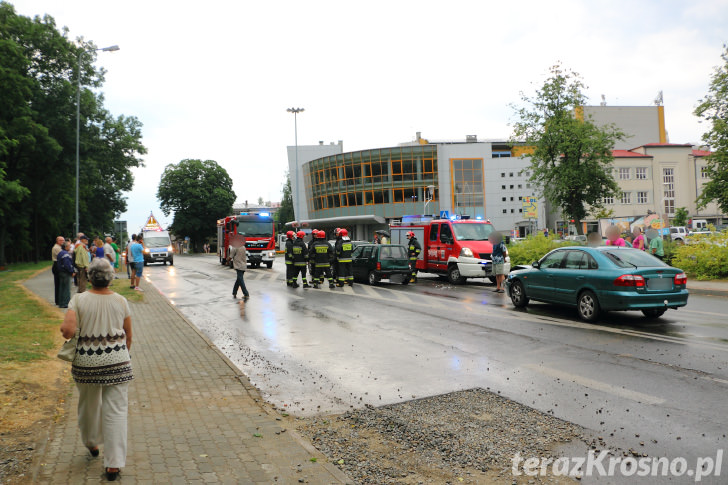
[505,246,688,322]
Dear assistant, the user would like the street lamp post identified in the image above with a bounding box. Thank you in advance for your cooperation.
[75,44,119,236]
[286,107,304,226]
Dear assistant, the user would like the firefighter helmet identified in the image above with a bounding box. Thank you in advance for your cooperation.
[407,231,415,238]
[296,231,305,239]
[315,230,326,239]
[340,228,348,237]
[286,230,294,239]
[334,227,341,236]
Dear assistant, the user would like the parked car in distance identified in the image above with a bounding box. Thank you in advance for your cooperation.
[505,246,688,322]
[669,226,689,243]
[351,244,411,285]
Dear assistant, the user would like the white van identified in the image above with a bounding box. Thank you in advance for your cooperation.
[142,230,174,265]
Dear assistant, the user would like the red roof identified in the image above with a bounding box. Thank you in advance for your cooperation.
[692,149,711,157]
[612,150,652,158]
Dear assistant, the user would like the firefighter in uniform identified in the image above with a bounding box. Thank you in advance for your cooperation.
[291,231,309,288]
[284,230,295,287]
[407,231,421,283]
[309,230,335,289]
[335,229,354,286]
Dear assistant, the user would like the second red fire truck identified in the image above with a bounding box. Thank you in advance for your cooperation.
[217,213,277,268]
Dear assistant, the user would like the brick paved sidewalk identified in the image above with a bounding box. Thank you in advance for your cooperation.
[25,270,349,484]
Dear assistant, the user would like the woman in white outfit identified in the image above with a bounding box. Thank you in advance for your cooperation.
[60,258,133,481]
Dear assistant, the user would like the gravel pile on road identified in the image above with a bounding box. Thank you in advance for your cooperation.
[296,388,584,484]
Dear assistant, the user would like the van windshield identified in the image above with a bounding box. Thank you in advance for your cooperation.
[145,236,170,248]
[237,222,273,237]
[451,223,494,241]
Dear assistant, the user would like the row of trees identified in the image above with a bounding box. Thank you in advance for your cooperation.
[0,4,146,264]
[512,47,728,233]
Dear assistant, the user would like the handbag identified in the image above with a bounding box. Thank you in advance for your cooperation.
[57,329,79,362]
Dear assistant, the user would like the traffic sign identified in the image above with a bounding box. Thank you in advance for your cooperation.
[440,210,449,219]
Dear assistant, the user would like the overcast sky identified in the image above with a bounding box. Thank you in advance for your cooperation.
[11,0,728,230]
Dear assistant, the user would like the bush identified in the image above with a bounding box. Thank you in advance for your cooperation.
[670,232,728,280]
[507,235,577,266]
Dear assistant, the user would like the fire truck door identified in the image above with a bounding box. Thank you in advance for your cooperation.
[439,223,455,265]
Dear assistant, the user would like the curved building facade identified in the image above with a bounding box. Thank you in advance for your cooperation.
[303,145,440,220]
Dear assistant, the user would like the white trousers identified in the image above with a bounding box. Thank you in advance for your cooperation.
[76,382,129,468]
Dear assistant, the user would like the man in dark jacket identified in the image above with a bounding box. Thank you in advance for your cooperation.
[308,231,335,289]
[57,241,75,308]
[335,229,354,287]
[291,231,310,288]
[284,231,295,287]
[406,231,421,283]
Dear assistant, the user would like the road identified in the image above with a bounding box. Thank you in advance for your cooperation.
[144,254,727,483]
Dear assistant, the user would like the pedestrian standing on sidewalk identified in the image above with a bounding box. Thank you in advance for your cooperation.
[75,235,91,293]
[110,237,120,275]
[231,243,250,299]
[60,258,133,482]
[129,235,145,291]
[647,229,665,261]
[125,235,136,280]
[57,241,75,308]
[52,236,65,305]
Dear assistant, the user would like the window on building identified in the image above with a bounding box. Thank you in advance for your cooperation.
[620,191,631,204]
[510,209,515,213]
[518,184,522,189]
[501,172,506,177]
[501,185,506,189]
[452,159,485,211]
[526,183,531,188]
[518,196,522,201]
[637,191,648,204]
[603,196,614,205]
[519,208,523,213]
[618,167,630,180]
[509,172,514,177]
[501,197,506,202]
[510,185,514,189]
[635,167,648,180]
[701,166,710,179]
[663,167,675,214]
[510,197,514,201]
[502,209,507,214]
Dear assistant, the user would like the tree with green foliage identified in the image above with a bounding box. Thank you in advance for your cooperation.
[695,45,728,214]
[0,3,145,264]
[157,159,236,251]
[511,64,624,235]
[672,207,689,227]
[276,173,294,232]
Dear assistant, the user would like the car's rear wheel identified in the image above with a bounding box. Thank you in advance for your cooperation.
[447,265,466,285]
[488,276,497,284]
[642,308,666,318]
[577,290,600,322]
[368,271,379,286]
[509,280,529,308]
[401,276,410,285]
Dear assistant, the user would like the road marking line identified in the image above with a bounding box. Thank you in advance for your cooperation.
[701,376,728,386]
[359,284,384,299]
[524,364,665,405]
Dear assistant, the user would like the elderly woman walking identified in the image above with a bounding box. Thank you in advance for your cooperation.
[60,258,133,481]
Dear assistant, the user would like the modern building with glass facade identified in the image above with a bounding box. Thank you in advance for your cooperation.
[287,136,541,239]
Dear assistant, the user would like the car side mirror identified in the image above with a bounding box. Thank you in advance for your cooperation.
[532,261,540,269]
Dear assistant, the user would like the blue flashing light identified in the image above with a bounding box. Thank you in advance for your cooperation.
[259,212,270,217]
[450,215,458,221]
[476,216,483,220]
[240,212,249,215]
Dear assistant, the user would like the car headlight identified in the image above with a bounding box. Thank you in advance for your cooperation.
[460,248,474,258]
[168,246,174,252]
[143,248,150,253]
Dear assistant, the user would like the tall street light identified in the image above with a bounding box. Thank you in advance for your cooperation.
[75,44,119,236]
[286,107,304,226]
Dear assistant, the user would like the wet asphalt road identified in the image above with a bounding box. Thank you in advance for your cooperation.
[144,254,727,483]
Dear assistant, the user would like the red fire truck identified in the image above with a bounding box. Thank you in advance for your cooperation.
[390,215,508,284]
[217,213,277,268]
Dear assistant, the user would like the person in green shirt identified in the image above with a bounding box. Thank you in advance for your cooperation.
[647,229,665,261]
[111,236,121,273]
